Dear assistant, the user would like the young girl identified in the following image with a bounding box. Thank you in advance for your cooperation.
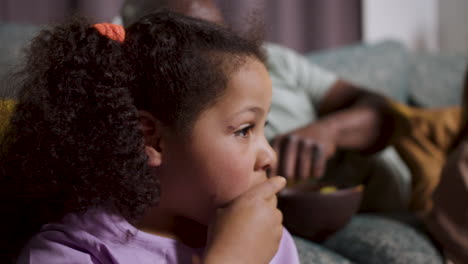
[0,11,299,263]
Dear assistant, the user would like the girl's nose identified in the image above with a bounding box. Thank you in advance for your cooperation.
[255,136,277,172]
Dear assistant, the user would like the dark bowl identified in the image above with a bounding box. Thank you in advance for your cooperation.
[278,182,363,242]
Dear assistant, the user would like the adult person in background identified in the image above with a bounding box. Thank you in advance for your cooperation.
[423,68,468,264]
[119,0,412,214]
[425,138,468,264]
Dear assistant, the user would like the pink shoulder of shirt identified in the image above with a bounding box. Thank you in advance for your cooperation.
[18,209,300,264]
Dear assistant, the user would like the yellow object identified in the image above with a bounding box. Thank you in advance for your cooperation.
[319,186,338,194]
[0,99,16,135]
[389,99,462,213]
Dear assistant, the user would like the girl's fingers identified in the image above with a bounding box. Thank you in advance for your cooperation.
[243,176,286,198]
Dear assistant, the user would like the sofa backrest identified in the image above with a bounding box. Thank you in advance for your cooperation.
[0,22,41,98]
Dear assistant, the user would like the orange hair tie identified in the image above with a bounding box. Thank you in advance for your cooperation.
[93,23,125,43]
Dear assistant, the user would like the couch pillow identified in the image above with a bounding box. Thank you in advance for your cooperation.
[0,23,41,98]
[306,40,411,103]
[408,53,466,107]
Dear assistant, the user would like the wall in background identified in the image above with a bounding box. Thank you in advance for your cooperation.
[4,0,467,55]
[363,0,439,53]
[439,0,468,55]
[363,0,468,55]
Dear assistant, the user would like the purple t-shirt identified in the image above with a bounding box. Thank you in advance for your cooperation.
[18,209,300,263]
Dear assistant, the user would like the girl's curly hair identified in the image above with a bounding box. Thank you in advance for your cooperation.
[0,11,264,262]
[0,18,156,262]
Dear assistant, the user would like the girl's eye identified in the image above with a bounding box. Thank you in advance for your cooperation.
[235,124,255,138]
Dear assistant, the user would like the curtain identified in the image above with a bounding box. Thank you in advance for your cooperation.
[0,0,361,52]
[217,0,362,52]
[0,0,123,24]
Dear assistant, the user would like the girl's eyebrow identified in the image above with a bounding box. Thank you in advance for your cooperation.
[225,106,270,126]
[232,106,264,117]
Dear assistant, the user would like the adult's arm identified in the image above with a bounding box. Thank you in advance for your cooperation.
[271,79,399,180]
[265,44,398,180]
[424,141,468,264]
[316,79,396,152]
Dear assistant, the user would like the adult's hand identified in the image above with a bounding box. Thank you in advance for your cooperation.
[270,122,337,181]
[203,176,286,264]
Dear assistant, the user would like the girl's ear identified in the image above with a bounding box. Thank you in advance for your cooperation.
[145,145,162,167]
[139,110,164,167]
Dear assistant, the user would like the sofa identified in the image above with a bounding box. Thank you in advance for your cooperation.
[307,40,467,108]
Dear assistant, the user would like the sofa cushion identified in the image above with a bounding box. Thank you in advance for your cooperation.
[306,40,411,103]
[0,22,41,98]
[408,53,466,107]
[323,214,443,264]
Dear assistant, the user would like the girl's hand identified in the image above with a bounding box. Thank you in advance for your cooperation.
[203,176,286,264]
